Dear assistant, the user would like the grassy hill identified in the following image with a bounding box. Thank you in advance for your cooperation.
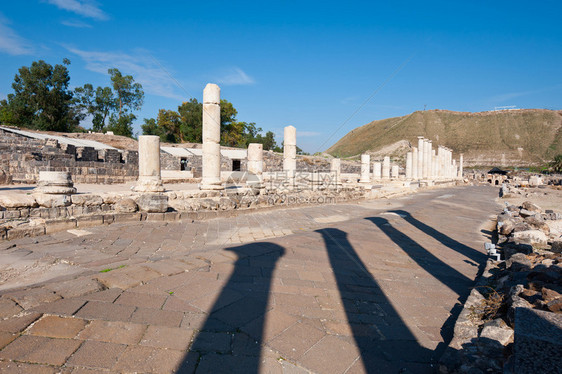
[326,109,562,167]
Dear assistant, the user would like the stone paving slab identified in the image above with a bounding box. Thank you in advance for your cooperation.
[0,185,499,373]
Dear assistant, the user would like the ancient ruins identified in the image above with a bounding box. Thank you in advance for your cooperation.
[0,84,559,374]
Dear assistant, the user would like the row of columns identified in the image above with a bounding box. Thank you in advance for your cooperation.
[358,139,463,184]
[133,83,465,192]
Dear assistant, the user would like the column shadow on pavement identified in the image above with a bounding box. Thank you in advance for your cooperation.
[179,242,285,373]
[316,228,435,373]
[366,216,484,360]
[388,210,487,264]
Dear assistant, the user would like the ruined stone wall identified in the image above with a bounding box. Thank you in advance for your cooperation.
[263,151,360,173]
[0,129,138,184]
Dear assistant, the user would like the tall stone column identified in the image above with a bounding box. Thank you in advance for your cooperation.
[431,149,436,179]
[283,125,297,178]
[373,162,382,180]
[201,83,224,190]
[359,154,371,183]
[405,152,413,180]
[411,147,418,179]
[437,146,443,179]
[391,165,399,179]
[459,154,464,178]
[421,140,429,179]
[417,137,424,180]
[382,156,391,180]
[133,135,164,192]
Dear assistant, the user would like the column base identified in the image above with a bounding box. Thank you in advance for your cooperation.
[133,179,165,192]
[200,184,225,190]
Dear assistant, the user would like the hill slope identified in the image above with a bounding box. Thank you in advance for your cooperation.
[326,109,562,167]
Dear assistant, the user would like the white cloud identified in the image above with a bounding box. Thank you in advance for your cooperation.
[0,14,34,55]
[65,46,186,101]
[490,85,562,103]
[45,0,108,20]
[61,19,92,28]
[215,67,255,86]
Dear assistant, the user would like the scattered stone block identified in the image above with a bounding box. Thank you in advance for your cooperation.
[114,198,138,213]
[0,194,37,209]
[512,229,548,247]
[136,194,168,213]
[33,193,71,208]
[71,194,103,206]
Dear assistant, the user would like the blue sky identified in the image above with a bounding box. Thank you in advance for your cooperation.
[1,1,561,152]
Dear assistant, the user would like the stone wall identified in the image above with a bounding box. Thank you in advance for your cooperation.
[263,151,360,173]
[0,129,138,184]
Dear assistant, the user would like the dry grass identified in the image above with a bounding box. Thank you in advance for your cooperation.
[327,109,562,166]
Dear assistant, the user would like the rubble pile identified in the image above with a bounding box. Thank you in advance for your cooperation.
[440,201,562,374]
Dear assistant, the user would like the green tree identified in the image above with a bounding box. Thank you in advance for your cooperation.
[106,113,135,137]
[157,109,182,143]
[0,59,82,132]
[108,68,144,119]
[177,98,202,142]
[254,130,277,150]
[141,118,164,140]
[74,84,115,132]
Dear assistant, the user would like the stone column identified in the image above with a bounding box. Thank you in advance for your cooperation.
[35,171,76,194]
[134,135,164,192]
[452,159,457,179]
[359,154,371,183]
[417,137,424,180]
[373,162,382,180]
[412,147,418,179]
[459,154,464,178]
[283,125,297,178]
[201,83,224,190]
[330,158,341,185]
[431,149,436,179]
[421,139,428,179]
[391,164,399,179]
[405,152,413,180]
[437,146,444,179]
[382,156,391,180]
[247,143,263,186]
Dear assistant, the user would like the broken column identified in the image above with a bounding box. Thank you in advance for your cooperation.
[422,139,431,179]
[391,164,399,179]
[431,149,437,179]
[35,171,76,194]
[359,154,371,183]
[459,154,464,178]
[247,143,263,187]
[405,152,413,180]
[201,83,224,190]
[373,161,382,180]
[382,156,391,180]
[283,125,297,183]
[412,147,418,179]
[330,158,341,185]
[133,135,165,192]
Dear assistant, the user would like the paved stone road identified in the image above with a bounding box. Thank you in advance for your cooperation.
[0,185,498,373]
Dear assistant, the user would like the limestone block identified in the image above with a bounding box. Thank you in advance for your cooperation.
[34,171,76,194]
[114,198,139,213]
[382,156,390,180]
[70,194,103,206]
[33,193,71,208]
[0,194,38,209]
[284,126,297,146]
[391,165,399,179]
[136,194,169,213]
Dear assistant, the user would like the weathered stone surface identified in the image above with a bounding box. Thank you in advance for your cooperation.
[32,194,71,208]
[524,216,550,235]
[521,201,542,212]
[136,194,168,213]
[479,319,514,345]
[0,194,37,209]
[114,198,138,213]
[506,253,532,271]
[549,241,562,253]
[513,307,562,374]
[71,194,103,206]
[512,229,548,247]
